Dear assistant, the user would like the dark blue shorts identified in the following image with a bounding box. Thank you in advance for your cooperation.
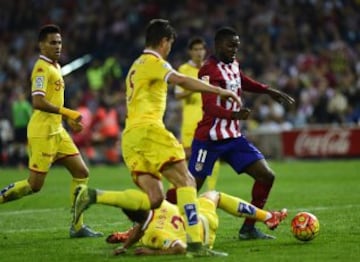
[188,136,264,179]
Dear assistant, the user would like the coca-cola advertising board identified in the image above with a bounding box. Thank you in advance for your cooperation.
[281,127,360,157]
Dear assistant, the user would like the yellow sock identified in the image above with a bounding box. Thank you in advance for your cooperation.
[71,178,88,230]
[0,180,32,203]
[176,186,202,243]
[206,161,220,190]
[218,192,270,221]
[96,189,151,210]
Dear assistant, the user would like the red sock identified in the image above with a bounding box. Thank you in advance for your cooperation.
[165,188,177,204]
[243,181,273,227]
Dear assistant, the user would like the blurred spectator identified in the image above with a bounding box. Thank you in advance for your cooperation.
[86,58,105,91]
[10,89,32,168]
[1,0,360,165]
[90,98,121,164]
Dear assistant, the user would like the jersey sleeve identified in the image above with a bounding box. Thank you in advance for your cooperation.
[148,58,175,83]
[31,62,49,96]
[199,64,233,119]
[140,229,185,250]
[240,71,269,93]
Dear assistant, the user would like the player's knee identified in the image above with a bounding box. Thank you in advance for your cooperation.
[149,195,164,209]
[74,166,89,179]
[255,167,275,184]
[200,190,219,201]
[81,166,90,178]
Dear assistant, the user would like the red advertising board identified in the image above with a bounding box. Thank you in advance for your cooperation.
[281,127,360,157]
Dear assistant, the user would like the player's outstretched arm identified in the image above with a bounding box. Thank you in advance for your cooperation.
[113,224,144,256]
[265,87,295,106]
[168,72,242,107]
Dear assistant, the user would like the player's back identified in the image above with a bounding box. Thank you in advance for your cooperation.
[28,55,64,137]
[124,50,174,129]
[140,200,187,250]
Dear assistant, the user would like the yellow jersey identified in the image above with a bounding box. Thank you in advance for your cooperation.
[28,55,65,137]
[140,198,218,250]
[124,49,174,129]
[140,200,187,250]
[176,61,203,146]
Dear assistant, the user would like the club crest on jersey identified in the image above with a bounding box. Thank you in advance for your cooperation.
[35,76,44,88]
[195,162,203,172]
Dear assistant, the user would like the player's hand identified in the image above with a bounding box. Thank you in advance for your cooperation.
[134,247,156,256]
[59,107,82,122]
[232,108,251,120]
[113,246,127,256]
[267,88,295,106]
[67,118,83,133]
[218,88,242,107]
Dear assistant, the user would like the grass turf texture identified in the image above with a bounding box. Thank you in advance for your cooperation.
[0,160,359,261]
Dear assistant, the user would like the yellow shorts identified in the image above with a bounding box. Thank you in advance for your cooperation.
[199,197,218,248]
[28,129,79,173]
[122,124,185,179]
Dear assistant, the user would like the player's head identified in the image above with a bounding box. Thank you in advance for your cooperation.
[122,208,149,224]
[38,24,62,61]
[214,27,240,64]
[145,19,177,58]
[187,37,206,65]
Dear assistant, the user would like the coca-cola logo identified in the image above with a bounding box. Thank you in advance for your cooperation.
[294,130,350,156]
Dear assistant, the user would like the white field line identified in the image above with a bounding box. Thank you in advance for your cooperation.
[292,204,360,212]
[2,203,358,216]
[0,204,358,233]
[0,207,128,233]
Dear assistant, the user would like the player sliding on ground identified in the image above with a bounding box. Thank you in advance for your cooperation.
[73,188,287,256]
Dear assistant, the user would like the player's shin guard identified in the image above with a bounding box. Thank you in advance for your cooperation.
[176,186,202,243]
[218,192,270,221]
[243,181,273,226]
[71,178,88,230]
[96,189,151,210]
[0,180,33,203]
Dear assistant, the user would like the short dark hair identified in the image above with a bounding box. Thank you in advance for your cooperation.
[187,37,206,50]
[38,24,60,42]
[145,19,177,47]
[122,208,149,224]
[214,27,237,45]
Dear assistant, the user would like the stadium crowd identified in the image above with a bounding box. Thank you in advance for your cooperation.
[1,0,360,166]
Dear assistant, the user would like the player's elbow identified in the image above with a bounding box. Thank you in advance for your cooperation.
[31,95,46,111]
[149,195,164,209]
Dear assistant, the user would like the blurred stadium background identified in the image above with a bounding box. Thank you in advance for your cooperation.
[1,0,360,167]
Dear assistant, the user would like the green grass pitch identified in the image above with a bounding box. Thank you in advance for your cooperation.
[0,159,359,261]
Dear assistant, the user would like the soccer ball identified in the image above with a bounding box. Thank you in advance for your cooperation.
[291,212,320,241]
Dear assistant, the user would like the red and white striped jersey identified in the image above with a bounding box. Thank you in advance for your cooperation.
[194,56,268,141]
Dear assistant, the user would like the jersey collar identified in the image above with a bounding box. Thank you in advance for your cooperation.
[39,55,57,64]
[143,49,162,59]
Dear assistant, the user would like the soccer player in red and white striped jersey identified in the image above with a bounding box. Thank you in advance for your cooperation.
[188,27,294,240]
